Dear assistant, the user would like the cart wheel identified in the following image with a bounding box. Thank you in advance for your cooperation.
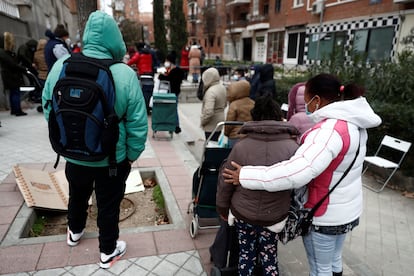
[36,106,43,113]
[190,218,198,238]
[210,266,221,276]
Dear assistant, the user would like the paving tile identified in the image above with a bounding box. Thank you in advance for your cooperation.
[67,238,100,267]
[137,158,161,167]
[0,224,9,241]
[159,157,183,167]
[123,232,157,258]
[154,229,195,254]
[32,268,67,276]
[68,263,100,275]
[164,252,191,267]
[0,205,21,224]
[36,241,71,270]
[182,254,204,275]
[150,257,180,276]
[166,174,192,187]
[192,228,217,249]
[0,191,24,206]
[0,183,17,192]
[162,166,192,176]
[171,185,192,200]
[0,244,43,274]
[121,263,150,275]
[135,255,163,271]
[101,259,132,275]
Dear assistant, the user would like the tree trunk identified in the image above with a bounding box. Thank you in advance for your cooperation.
[76,0,98,39]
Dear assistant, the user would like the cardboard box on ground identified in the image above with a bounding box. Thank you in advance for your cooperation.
[13,166,144,211]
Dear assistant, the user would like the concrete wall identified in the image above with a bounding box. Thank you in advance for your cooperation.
[0,0,78,110]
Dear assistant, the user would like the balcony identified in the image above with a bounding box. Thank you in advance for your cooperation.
[247,15,269,31]
[225,20,248,34]
[226,0,250,7]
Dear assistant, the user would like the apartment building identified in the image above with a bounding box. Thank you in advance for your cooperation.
[189,0,414,64]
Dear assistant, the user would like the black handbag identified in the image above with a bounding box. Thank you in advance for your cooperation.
[278,144,360,245]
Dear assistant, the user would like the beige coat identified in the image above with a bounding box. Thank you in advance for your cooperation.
[188,45,201,74]
[225,80,255,138]
[200,68,227,132]
[33,39,48,80]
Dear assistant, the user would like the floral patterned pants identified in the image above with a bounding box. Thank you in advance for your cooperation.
[236,219,279,276]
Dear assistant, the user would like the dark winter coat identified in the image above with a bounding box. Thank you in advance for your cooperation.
[0,33,26,89]
[216,120,299,226]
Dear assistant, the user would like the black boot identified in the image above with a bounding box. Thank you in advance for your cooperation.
[333,271,343,276]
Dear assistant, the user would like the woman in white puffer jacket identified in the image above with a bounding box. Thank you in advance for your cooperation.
[223,73,382,276]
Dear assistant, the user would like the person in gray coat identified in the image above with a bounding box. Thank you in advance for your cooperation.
[216,94,299,275]
[200,67,227,141]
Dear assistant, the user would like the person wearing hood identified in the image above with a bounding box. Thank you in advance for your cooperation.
[42,11,148,269]
[224,80,255,147]
[44,24,71,71]
[287,82,315,137]
[17,39,38,75]
[217,94,299,275]
[32,39,48,84]
[0,32,27,116]
[223,73,382,276]
[200,67,227,141]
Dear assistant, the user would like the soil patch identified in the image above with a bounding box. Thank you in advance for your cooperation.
[31,186,168,237]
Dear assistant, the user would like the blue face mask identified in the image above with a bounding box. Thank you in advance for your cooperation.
[305,96,317,115]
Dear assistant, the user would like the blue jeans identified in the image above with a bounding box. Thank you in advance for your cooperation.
[9,88,22,114]
[302,230,345,276]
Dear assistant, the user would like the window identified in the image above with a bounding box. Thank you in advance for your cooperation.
[217,36,221,47]
[264,4,269,16]
[308,32,346,61]
[353,27,394,62]
[253,0,259,16]
[286,31,306,64]
[294,0,304,7]
[275,0,281,12]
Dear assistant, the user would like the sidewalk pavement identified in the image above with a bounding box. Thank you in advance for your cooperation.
[0,102,413,276]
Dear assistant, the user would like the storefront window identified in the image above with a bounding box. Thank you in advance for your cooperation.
[353,27,394,62]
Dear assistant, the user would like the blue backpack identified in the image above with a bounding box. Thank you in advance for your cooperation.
[48,53,120,175]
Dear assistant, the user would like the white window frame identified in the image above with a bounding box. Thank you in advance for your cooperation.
[293,0,304,8]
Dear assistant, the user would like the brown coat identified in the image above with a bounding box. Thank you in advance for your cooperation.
[188,45,201,74]
[216,121,299,226]
[224,80,255,138]
[33,39,48,80]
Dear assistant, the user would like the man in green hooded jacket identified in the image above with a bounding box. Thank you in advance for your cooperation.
[42,11,148,269]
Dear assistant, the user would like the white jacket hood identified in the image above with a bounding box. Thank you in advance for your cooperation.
[309,97,382,129]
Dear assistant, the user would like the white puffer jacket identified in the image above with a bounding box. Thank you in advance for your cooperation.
[239,97,382,226]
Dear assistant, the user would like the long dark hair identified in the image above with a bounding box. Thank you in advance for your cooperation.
[251,94,282,121]
[306,73,364,102]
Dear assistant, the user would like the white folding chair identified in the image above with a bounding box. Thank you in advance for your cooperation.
[362,135,411,192]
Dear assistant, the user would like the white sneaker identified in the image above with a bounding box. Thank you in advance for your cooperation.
[67,228,85,246]
[99,240,127,269]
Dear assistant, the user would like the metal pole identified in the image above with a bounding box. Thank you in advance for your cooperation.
[315,1,325,62]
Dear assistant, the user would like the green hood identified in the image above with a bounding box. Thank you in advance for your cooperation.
[82,11,126,60]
